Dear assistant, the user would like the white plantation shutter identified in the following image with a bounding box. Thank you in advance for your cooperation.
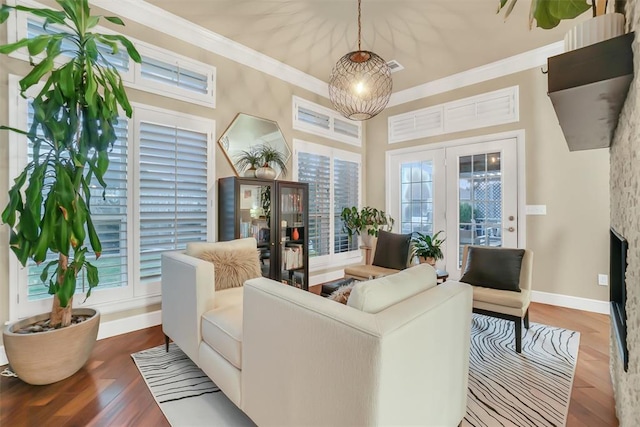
[297,152,331,257]
[138,122,209,283]
[26,112,129,301]
[334,158,359,253]
[295,140,361,267]
[293,97,362,146]
[140,57,209,95]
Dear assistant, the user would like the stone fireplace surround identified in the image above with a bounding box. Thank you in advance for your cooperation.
[610,0,640,423]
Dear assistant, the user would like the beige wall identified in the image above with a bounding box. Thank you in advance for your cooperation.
[0,9,361,340]
[610,1,640,423]
[366,67,610,301]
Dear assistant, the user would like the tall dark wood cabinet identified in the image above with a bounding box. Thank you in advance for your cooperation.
[218,176,309,290]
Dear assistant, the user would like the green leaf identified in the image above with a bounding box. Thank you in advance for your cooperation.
[12,6,66,25]
[86,15,100,29]
[27,35,50,56]
[100,34,141,63]
[0,5,11,24]
[39,259,59,283]
[19,57,54,92]
[104,16,125,26]
[532,0,589,29]
[57,267,76,308]
[86,215,102,257]
[0,38,30,55]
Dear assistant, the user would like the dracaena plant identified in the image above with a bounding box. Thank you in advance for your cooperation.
[0,0,140,327]
[498,0,607,30]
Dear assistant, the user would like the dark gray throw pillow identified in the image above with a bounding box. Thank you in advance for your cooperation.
[460,246,525,292]
[372,230,412,270]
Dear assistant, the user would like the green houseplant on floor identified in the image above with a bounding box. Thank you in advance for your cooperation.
[340,206,394,247]
[0,0,140,384]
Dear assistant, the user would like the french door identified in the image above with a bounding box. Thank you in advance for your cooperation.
[388,135,520,279]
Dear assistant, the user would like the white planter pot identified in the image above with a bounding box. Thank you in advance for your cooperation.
[564,13,625,52]
[255,166,276,180]
[3,308,100,385]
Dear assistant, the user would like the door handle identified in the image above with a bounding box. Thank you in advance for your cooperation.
[504,226,515,232]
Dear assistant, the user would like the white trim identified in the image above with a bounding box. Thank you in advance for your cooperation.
[388,42,564,107]
[89,0,329,99]
[531,291,609,315]
[309,270,345,287]
[12,0,563,106]
[96,310,162,340]
[0,347,7,366]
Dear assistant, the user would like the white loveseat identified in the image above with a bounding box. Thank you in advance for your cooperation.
[162,239,473,426]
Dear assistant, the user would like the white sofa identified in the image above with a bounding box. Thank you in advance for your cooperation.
[162,239,473,426]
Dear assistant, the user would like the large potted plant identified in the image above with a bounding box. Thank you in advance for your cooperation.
[411,230,445,266]
[340,206,394,247]
[0,0,140,385]
[497,0,624,50]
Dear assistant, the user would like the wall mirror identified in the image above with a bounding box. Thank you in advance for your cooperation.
[218,113,291,178]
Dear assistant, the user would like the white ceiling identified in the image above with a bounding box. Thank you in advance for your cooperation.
[144,0,590,92]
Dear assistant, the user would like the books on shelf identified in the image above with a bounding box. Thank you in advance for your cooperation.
[283,243,304,270]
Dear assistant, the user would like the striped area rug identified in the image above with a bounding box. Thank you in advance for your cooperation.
[463,314,580,427]
[133,314,579,427]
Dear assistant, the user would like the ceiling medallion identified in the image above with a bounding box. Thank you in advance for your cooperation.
[328,0,392,121]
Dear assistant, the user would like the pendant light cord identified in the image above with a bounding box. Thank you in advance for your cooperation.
[357,0,362,51]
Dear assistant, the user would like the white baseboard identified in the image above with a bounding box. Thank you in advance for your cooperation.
[531,291,610,315]
[0,311,162,368]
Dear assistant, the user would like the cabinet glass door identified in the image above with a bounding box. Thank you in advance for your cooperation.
[238,183,273,278]
[279,185,306,289]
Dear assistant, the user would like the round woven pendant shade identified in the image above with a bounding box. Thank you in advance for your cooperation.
[329,50,393,121]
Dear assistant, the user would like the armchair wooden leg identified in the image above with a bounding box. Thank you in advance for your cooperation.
[515,318,522,353]
[524,309,530,329]
[164,334,170,352]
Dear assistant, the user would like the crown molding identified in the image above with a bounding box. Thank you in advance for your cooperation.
[88,0,329,99]
[388,41,564,107]
[89,0,562,108]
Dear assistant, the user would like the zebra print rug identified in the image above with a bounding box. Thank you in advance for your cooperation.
[463,314,580,426]
[132,314,579,427]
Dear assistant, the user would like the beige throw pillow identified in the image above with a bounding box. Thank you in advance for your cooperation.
[198,248,262,291]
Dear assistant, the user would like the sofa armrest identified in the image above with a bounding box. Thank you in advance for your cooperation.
[241,277,472,426]
[161,251,215,364]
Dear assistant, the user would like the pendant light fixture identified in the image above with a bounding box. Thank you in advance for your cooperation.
[329,0,392,121]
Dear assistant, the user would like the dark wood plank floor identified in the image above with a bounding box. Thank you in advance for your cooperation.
[0,301,618,426]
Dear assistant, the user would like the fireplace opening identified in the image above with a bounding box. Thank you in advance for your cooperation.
[610,227,628,372]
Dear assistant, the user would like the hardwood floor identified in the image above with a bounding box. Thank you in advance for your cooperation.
[0,302,618,426]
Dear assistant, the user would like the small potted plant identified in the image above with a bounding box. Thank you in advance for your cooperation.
[255,144,288,179]
[411,230,445,266]
[234,147,262,177]
[340,206,394,247]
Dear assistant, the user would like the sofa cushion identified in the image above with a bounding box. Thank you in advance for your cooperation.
[347,264,437,313]
[202,304,243,369]
[198,247,262,291]
[372,230,412,270]
[460,246,525,292]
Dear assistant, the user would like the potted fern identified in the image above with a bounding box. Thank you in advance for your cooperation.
[0,0,140,385]
[234,147,262,177]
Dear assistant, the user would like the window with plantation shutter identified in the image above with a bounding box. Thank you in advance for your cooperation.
[8,74,216,319]
[297,152,331,257]
[293,97,362,146]
[294,140,361,269]
[334,158,359,254]
[136,108,212,286]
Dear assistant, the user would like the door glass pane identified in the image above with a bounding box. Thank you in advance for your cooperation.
[280,186,305,289]
[401,160,433,234]
[458,151,503,266]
